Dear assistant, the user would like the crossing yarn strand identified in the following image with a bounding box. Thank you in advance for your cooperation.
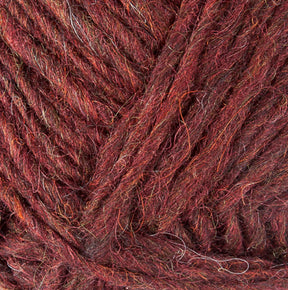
[0,0,288,288]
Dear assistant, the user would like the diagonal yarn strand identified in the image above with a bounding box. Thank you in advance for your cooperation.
[0,0,288,289]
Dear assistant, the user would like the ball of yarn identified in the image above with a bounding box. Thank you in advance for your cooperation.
[0,0,288,288]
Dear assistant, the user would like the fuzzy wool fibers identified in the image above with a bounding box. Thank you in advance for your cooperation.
[0,0,288,289]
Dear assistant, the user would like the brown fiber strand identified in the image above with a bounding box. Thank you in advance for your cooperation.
[0,0,288,289]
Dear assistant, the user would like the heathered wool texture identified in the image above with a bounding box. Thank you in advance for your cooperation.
[0,0,288,288]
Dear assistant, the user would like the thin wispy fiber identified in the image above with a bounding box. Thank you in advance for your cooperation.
[0,0,288,289]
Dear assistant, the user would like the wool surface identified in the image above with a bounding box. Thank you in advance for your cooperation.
[0,0,288,289]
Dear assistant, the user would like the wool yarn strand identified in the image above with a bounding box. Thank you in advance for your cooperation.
[1,0,288,289]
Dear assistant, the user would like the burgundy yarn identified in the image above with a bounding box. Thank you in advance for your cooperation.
[0,0,288,288]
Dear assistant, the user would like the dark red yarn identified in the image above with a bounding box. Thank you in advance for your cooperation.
[0,0,288,288]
